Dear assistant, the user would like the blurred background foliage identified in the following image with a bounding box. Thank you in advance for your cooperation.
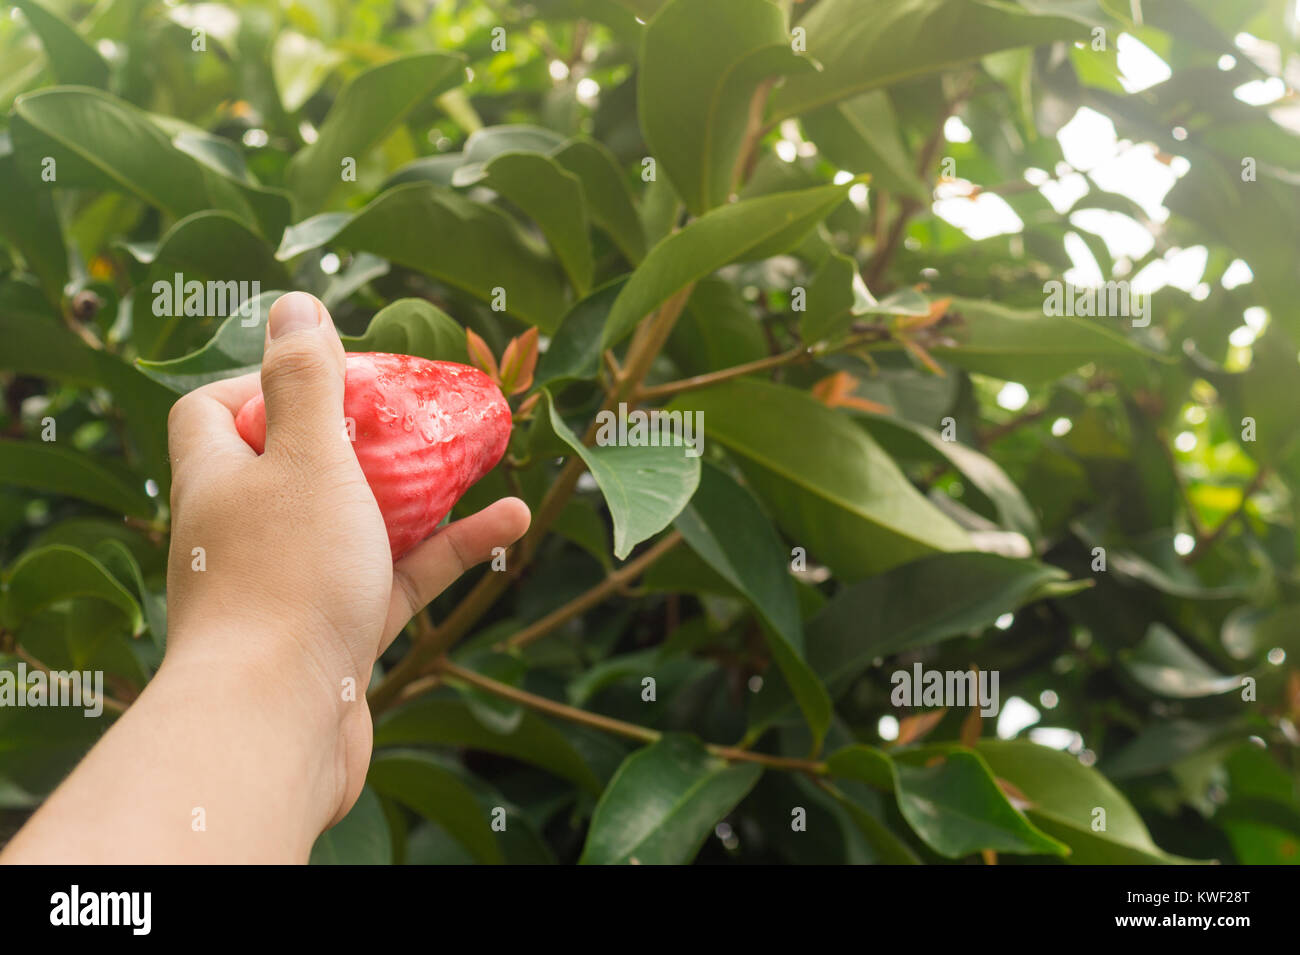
[1,0,1299,864]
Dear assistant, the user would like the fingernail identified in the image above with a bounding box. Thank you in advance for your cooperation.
[269,292,322,339]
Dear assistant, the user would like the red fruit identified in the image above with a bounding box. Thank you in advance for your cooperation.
[234,352,512,560]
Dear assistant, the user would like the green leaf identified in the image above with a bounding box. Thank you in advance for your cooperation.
[138,294,466,392]
[859,414,1040,540]
[285,51,465,213]
[373,696,603,795]
[136,290,283,392]
[670,378,969,578]
[290,184,570,331]
[770,0,1092,118]
[828,744,1069,858]
[545,392,701,559]
[340,298,470,363]
[0,145,67,301]
[675,463,831,750]
[12,88,290,240]
[977,739,1197,863]
[798,251,877,344]
[1121,623,1242,698]
[15,0,109,88]
[452,124,568,185]
[579,734,762,864]
[0,657,107,806]
[551,137,646,263]
[931,297,1159,384]
[367,750,503,865]
[752,552,1078,728]
[0,442,154,517]
[482,151,594,295]
[536,278,627,386]
[3,545,143,634]
[639,0,808,215]
[668,277,768,376]
[272,30,344,113]
[800,91,930,202]
[601,181,853,348]
[309,785,393,865]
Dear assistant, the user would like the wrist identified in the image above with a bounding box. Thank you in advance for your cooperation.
[155,630,360,843]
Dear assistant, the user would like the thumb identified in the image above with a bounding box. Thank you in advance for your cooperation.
[259,291,348,458]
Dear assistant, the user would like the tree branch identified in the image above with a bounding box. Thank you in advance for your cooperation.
[434,659,828,774]
[497,531,683,652]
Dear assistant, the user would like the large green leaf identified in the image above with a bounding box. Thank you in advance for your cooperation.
[536,278,627,386]
[135,289,283,392]
[0,656,108,807]
[482,151,594,295]
[285,52,465,213]
[579,735,762,864]
[12,88,290,240]
[675,463,831,750]
[3,545,143,634]
[309,785,393,865]
[136,294,467,392]
[639,0,807,215]
[770,0,1093,118]
[977,739,1196,863]
[753,552,1079,727]
[601,182,853,348]
[340,298,469,363]
[551,137,645,263]
[372,696,603,795]
[282,184,569,331]
[367,750,503,865]
[671,378,969,577]
[932,297,1159,384]
[828,744,1069,858]
[0,442,154,517]
[14,0,109,88]
[800,91,929,202]
[545,393,700,559]
[859,414,1040,540]
[0,146,67,301]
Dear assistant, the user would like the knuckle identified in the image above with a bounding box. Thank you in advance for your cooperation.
[262,345,336,391]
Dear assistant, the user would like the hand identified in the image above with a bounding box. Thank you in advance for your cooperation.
[163,291,530,826]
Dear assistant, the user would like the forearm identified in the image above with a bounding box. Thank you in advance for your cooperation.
[1,641,345,864]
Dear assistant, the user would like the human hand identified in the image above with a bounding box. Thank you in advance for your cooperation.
[163,291,530,825]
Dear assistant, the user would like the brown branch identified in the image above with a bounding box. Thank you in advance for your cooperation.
[12,646,128,715]
[497,531,683,652]
[865,73,975,289]
[635,327,893,402]
[434,659,828,774]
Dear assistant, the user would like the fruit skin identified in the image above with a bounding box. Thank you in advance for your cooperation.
[235,352,512,560]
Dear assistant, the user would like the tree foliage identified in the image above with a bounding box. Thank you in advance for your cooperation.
[1,0,1298,864]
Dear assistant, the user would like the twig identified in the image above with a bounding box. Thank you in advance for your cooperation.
[12,646,128,715]
[434,659,828,774]
[497,532,683,652]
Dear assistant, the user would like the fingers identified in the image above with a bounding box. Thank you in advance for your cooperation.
[167,373,263,477]
[259,292,348,458]
[382,497,532,650]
